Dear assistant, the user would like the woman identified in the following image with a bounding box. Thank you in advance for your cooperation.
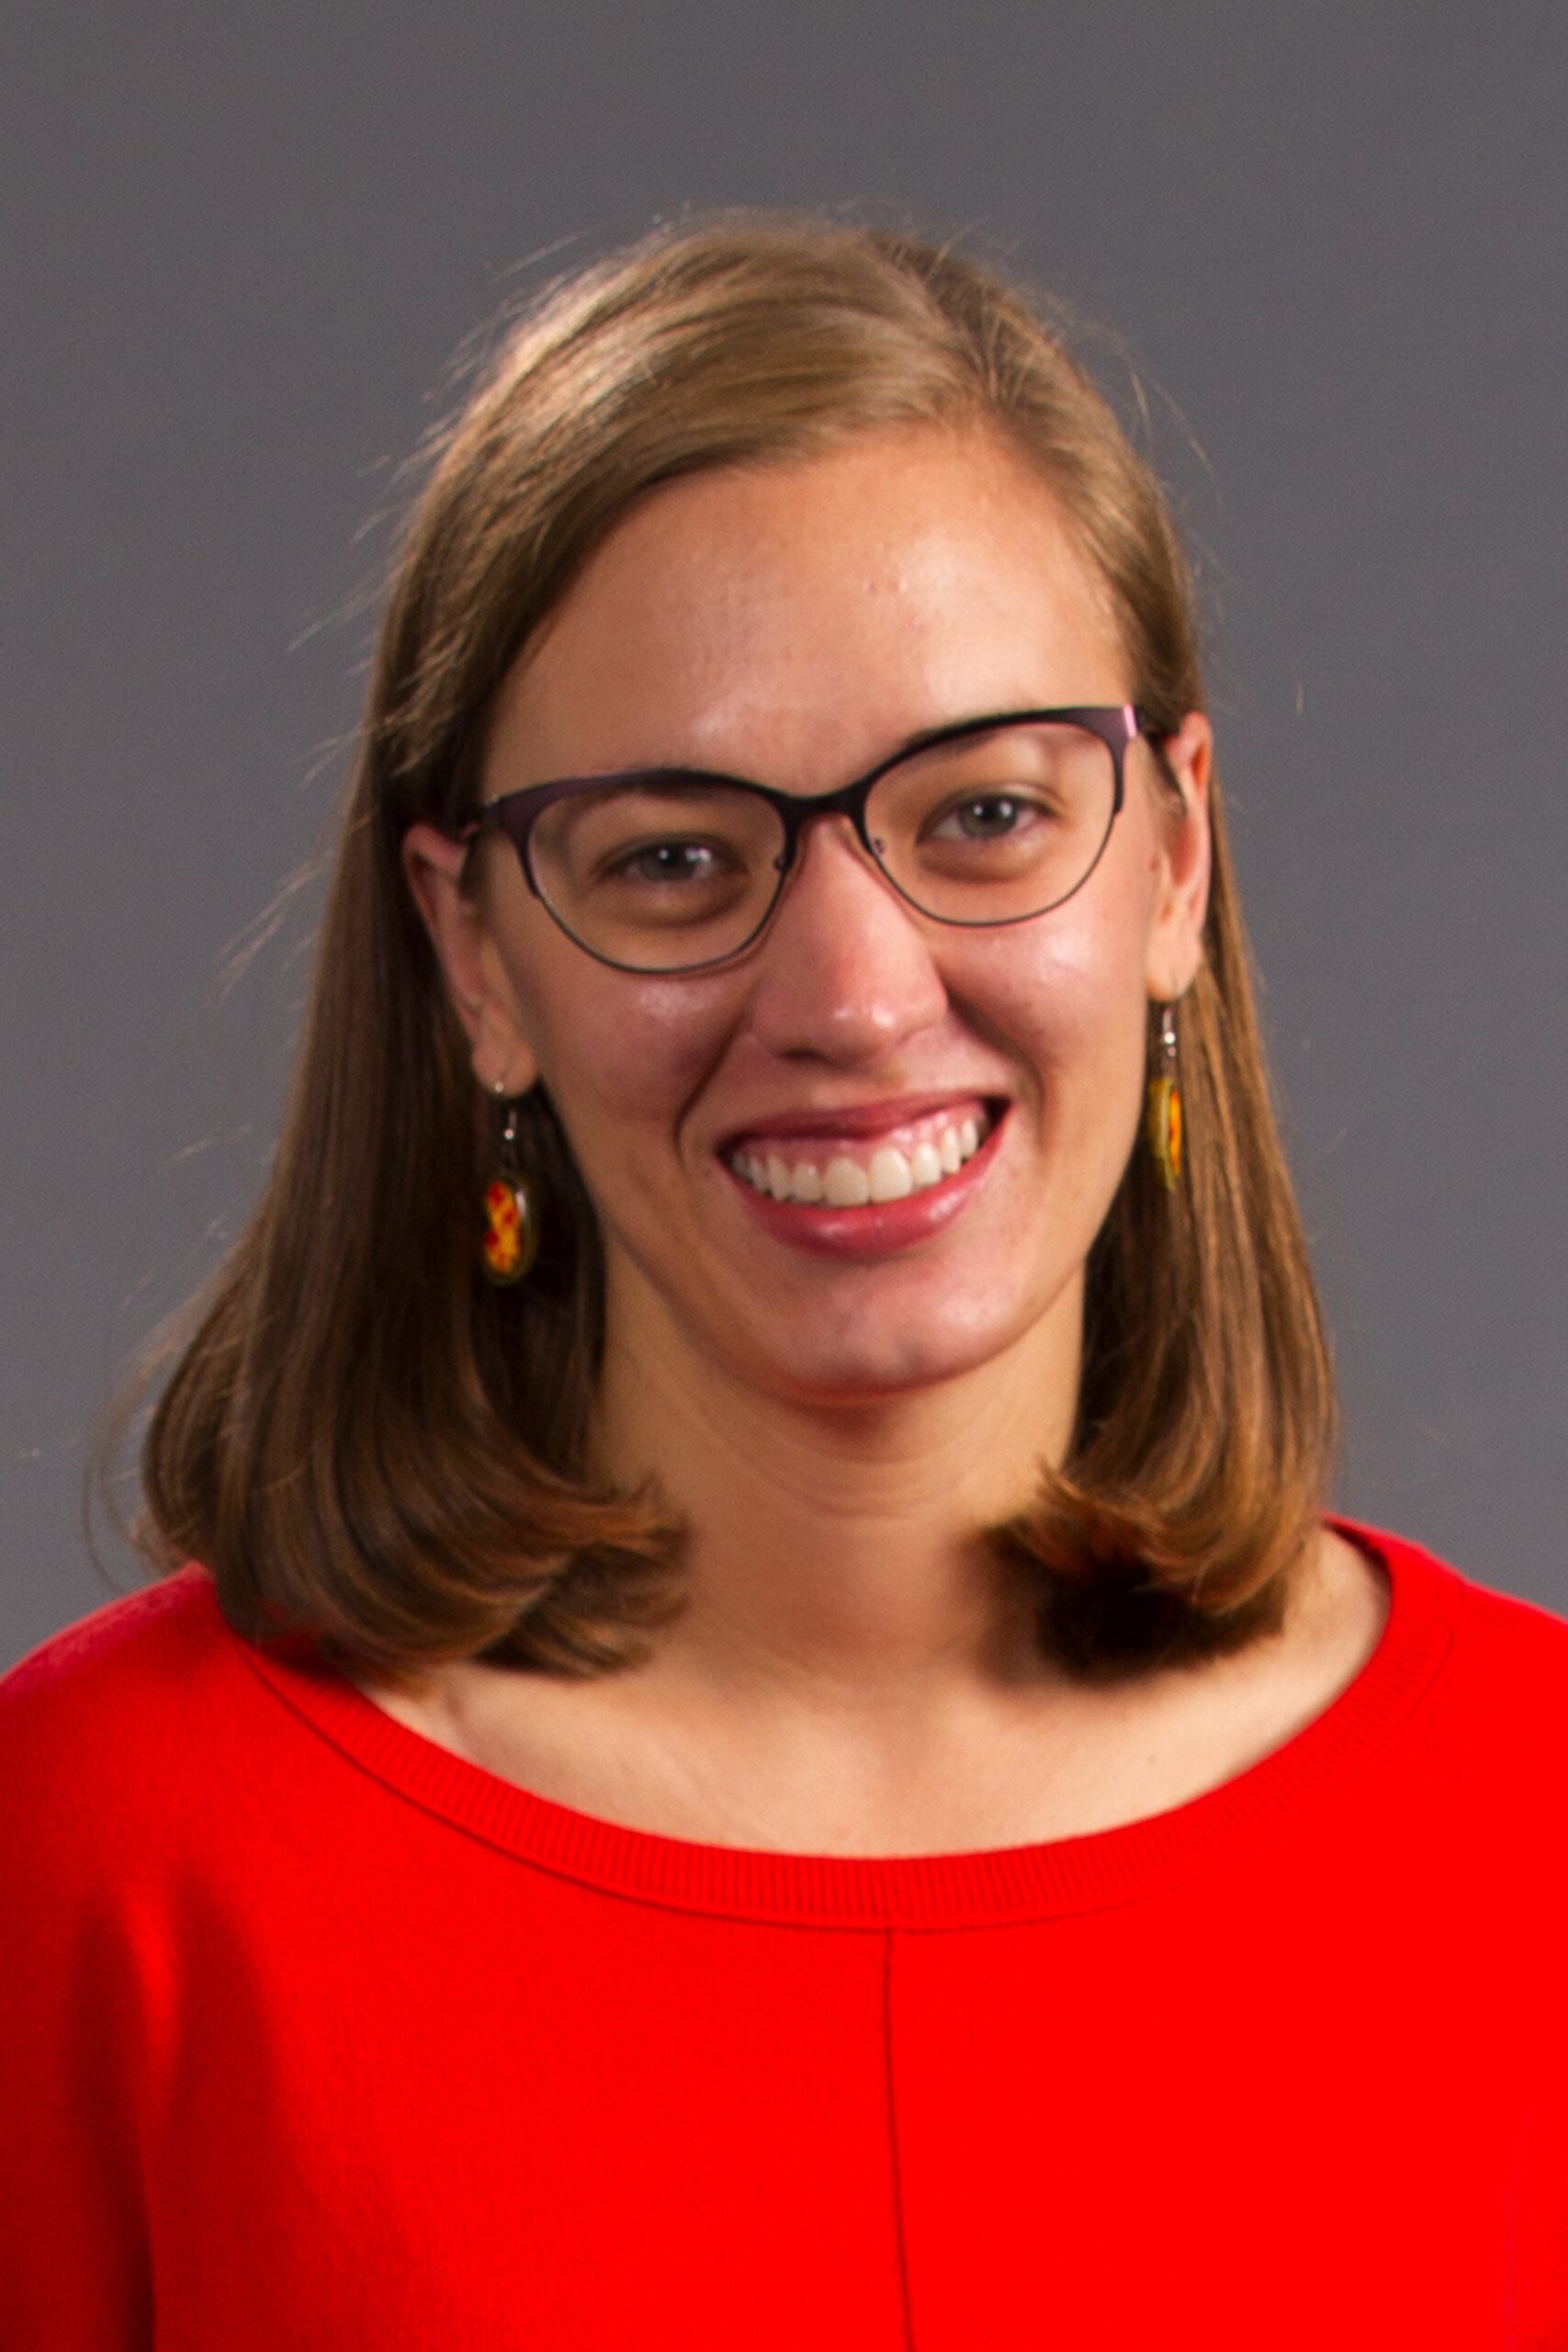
[4,214,1566,2347]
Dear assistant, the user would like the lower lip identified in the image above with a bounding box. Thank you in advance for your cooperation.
[721,1111,1008,1259]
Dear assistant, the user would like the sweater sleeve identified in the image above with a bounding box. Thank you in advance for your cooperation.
[0,1626,163,2348]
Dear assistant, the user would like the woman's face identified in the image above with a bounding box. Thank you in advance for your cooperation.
[406,424,1211,1409]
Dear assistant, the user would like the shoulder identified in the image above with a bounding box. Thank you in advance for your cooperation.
[1344,1514,1568,1651]
[1,1564,233,1743]
[0,1567,276,1886]
[1377,1520,1568,1666]
[1348,1515,1568,1782]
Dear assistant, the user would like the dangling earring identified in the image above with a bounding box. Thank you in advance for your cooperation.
[480,1081,541,1284]
[1145,1001,1183,1191]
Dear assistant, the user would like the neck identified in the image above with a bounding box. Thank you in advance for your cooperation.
[591,1266,1083,1729]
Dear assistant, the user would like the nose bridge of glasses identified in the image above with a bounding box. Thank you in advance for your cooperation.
[769,771,898,899]
[754,808,942,1001]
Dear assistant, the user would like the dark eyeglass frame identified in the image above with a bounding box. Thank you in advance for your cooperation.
[455,701,1158,976]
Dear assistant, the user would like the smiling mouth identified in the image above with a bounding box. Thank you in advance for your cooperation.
[724,1101,998,1208]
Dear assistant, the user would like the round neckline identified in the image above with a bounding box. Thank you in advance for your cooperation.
[232,1517,1461,1930]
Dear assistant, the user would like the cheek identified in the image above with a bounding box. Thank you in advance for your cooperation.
[953,889,1155,1238]
[481,860,736,1140]
[517,957,734,1140]
[958,876,1154,1085]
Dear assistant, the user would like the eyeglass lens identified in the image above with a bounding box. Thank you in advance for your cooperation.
[526,718,1120,972]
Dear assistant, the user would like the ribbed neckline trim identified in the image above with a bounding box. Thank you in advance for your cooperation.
[232,1518,1461,1931]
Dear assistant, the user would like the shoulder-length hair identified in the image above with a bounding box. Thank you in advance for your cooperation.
[127,211,1336,1689]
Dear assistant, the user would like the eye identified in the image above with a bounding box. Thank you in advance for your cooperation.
[600,837,733,887]
[926,792,1053,842]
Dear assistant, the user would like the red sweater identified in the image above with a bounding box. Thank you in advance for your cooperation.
[3,1521,1567,2348]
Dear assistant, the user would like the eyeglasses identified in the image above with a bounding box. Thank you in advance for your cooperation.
[457,703,1154,975]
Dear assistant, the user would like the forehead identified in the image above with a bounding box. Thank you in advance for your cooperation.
[485,424,1130,793]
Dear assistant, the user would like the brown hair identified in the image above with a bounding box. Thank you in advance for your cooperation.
[125,210,1336,1688]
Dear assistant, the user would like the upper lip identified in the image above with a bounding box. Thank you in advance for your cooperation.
[716,1091,1006,1152]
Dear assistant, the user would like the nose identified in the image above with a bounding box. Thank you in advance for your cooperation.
[740,815,949,1065]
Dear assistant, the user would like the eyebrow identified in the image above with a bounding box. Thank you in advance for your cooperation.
[491,707,1096,802]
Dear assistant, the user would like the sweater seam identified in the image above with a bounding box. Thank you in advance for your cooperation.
[884,1928,917,2351]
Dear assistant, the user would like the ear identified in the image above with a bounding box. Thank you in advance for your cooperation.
[1142,710,1213,1004]
[400,821,541,1096]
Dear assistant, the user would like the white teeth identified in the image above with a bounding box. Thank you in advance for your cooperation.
[910,1140,943,1190]
[730,1106,997,1207]
[823,1157,872,1207]
[867,1148,913,1203]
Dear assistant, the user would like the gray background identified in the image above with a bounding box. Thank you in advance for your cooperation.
[5,1,1565,1669]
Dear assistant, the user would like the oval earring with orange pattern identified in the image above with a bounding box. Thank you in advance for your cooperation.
[480,1085,541,1284]
[1145,1001,1183,1191]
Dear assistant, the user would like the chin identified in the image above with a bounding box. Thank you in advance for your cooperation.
[735,1295,1055,1409]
